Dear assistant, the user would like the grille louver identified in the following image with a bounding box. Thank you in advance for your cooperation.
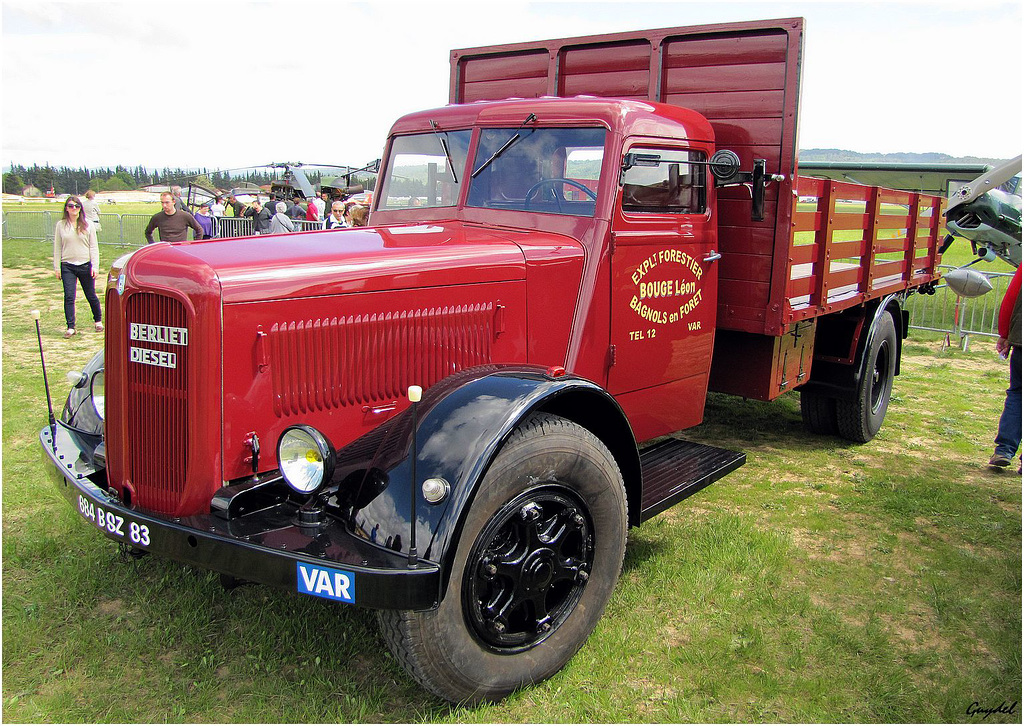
[124,293,189,513]
[269,304,495,416]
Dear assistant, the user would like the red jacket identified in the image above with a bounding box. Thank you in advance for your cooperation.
[998,265,1021,345]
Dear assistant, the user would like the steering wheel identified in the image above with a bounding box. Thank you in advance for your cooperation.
[524,178,598,212]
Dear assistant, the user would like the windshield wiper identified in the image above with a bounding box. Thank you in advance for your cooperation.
[471,113,537,178]
[429,120,459,184]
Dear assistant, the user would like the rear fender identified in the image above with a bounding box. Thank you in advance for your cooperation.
[799,294,905,400]
[858,294,905,382]
[347,365,639,604]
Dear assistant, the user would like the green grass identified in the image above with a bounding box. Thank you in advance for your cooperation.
[3,238,1020,722]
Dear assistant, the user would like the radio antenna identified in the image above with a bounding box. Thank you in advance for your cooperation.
[32,310,58,451]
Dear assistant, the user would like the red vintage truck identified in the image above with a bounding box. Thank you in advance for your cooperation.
[41,18,944,703]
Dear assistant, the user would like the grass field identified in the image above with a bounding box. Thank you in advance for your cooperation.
[3,200,161,214]
[2,234,1020,722]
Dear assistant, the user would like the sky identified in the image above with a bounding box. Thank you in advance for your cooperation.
[2,0,1021,173]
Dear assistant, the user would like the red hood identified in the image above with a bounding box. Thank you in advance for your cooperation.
[122,222,530,304]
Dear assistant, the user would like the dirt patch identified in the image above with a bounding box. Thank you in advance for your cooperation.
[789,527,824,553]
[624,672,681,716]
[94,598,126,617]
[3,264,109,369]
[877,607,944,653]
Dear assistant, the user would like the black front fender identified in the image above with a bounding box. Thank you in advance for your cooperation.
[348,365,638,598]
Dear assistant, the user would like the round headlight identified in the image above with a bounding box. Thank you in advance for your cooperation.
[91,369,105,420]
[277,426,336,494]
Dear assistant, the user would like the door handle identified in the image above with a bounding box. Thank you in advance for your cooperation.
[703,250,722,263]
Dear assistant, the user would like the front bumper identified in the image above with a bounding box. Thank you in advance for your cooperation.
[41,424,441,611]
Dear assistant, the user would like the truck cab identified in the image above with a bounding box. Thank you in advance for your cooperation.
[372,97,723,440]
[47,94,746,704]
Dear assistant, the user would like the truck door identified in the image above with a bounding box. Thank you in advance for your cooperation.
[609,144,719,438]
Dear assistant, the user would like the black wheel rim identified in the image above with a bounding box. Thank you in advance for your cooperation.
[464,486,594,653]
[870,340,891,413]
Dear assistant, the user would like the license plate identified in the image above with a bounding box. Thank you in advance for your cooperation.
[77,494,151,547]
[297,562,355,603]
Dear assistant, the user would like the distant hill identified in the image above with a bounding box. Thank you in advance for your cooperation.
[799,149,1009,166]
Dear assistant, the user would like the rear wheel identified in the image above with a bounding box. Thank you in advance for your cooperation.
[836,310,897,443]
[377,413,627,704]
[800,390,838,436]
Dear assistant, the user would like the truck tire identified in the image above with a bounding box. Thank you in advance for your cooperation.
[800,390,838,436]
[377,412,627,704]
[835,310,897,443]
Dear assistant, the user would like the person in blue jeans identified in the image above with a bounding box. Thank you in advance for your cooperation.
[53,195,102,338]
[990,265,1021,472]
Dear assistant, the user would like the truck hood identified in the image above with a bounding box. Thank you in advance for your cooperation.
[124,222,531,304]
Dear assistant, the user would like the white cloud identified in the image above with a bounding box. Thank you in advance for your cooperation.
[2,0,1021,170]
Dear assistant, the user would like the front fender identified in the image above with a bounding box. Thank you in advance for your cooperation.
[348,365,638,598]
[61,349,105,435]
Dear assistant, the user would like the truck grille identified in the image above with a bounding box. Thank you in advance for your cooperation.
[125,292,189,513]
[268,304,495,416]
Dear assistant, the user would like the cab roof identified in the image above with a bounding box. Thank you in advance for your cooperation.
[387,96,715,145]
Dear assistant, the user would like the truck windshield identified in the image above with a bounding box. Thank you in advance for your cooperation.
[378,130,472,210]
[466,127,605,217]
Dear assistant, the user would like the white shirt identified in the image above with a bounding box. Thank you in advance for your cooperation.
[80,197,101,222]
[53,219,99,272]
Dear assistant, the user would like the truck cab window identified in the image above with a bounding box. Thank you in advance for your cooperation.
[466,127,605,217]
[622,148,706,214]
[378,130,472,209]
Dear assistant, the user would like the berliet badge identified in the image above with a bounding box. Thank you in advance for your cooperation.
[128,322,188,369]
[117,273,126,295]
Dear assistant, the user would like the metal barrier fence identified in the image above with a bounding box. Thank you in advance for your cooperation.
[216,217,324,237]
[3,210,59,242]
[3,210,326,247]
[906,265,1013,349]
[4,210,1012,345]
[3,210,172,248]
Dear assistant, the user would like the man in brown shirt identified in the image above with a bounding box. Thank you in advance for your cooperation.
[144,192,203,243]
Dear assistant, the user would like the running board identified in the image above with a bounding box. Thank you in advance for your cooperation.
[638,439,746,523]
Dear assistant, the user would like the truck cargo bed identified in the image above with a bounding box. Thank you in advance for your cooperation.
[450,18,943,337]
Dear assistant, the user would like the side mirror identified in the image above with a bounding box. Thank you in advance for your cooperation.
[750,159,766,222]
[709,150,741,183]
[711,152,772,221]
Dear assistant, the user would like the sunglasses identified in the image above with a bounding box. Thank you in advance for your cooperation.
[66,203,81,209]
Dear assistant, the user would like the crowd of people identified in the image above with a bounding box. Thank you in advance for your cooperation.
[53,184,372,337]
[141,184,371,244]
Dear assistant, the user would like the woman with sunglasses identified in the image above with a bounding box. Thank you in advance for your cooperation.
[53,195,102,338]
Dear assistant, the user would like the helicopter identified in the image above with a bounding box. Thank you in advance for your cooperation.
[179,160,380,210]
[265,160,379,204]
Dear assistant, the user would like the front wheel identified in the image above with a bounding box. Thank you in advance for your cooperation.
[377,413,628,704]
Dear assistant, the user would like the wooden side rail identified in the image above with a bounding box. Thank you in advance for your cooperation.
[785,176,943,323]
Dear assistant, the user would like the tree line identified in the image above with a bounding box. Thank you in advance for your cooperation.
[1,164,343,196]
